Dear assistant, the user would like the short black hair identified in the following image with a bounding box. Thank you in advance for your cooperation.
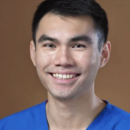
[32,0,108,50]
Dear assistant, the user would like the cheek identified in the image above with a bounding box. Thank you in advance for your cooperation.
[35,49,53,69]
[91,48,101,68]
[73,50,93,69]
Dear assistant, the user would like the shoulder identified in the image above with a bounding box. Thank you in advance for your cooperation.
[0,101,46,121]
[0,101,46,130]
[103,101,130,130]
[106,102,130,121]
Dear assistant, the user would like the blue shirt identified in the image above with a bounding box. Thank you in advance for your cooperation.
[0,100,130,130]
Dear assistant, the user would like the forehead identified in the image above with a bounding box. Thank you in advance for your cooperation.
[36,13,97,42]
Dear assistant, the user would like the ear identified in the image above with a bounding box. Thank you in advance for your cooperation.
[30,40,36,66]
[99,41,111,68]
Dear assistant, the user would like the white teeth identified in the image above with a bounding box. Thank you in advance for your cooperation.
[56,73,58,77]
[52,73,77,79]
[70,74,73,78]
[59,74,62,79]
[63,75,66,79]
[67,75,69,79]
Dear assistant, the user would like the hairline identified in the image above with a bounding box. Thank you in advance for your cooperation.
[34,12,104,51]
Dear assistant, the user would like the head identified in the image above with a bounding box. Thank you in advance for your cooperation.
[30,0,111,100]
[32,0,109,50]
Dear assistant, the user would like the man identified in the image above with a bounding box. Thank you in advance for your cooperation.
[0,0,130,130]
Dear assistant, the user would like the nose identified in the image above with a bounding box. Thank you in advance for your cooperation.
[53,47,75,67]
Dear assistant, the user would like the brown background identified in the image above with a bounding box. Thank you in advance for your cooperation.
[0,0,130,119]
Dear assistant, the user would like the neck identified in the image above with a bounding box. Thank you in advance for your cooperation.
[46,87,106,130]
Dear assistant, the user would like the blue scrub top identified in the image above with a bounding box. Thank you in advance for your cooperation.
[0,100,130,130]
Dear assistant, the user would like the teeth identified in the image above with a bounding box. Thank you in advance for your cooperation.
[59,74,62,79]
[67,75,69,78]
[56,73,58,77]
[52,73,77,79]
[63,75,66,79]
[70,74,73,78]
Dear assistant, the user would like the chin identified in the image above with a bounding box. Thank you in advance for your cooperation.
[49,90,76,101]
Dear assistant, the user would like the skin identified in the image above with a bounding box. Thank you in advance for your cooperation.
[30,13,111,130]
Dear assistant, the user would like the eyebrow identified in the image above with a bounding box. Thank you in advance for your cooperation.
[37,34,93,44]
[37,34,59,43]
[69,35,93,44]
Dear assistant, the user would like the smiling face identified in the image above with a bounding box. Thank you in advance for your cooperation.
[30,13,110,100]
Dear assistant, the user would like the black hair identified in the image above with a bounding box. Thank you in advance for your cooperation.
[32,0,108,50]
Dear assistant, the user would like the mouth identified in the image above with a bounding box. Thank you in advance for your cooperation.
[49,73,81,80]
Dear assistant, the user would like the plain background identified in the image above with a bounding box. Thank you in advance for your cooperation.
[0,0,130,119]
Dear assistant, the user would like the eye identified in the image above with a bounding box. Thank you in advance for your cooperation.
[72,44,86,48]
[43,43,56,48]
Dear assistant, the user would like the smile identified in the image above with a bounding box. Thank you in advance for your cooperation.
[50,73,80,80]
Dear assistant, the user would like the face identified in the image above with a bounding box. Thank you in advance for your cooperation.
[30,13,111,100]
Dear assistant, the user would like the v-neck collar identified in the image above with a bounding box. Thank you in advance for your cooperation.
[86,101,112,130]
[43,100,111,130]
